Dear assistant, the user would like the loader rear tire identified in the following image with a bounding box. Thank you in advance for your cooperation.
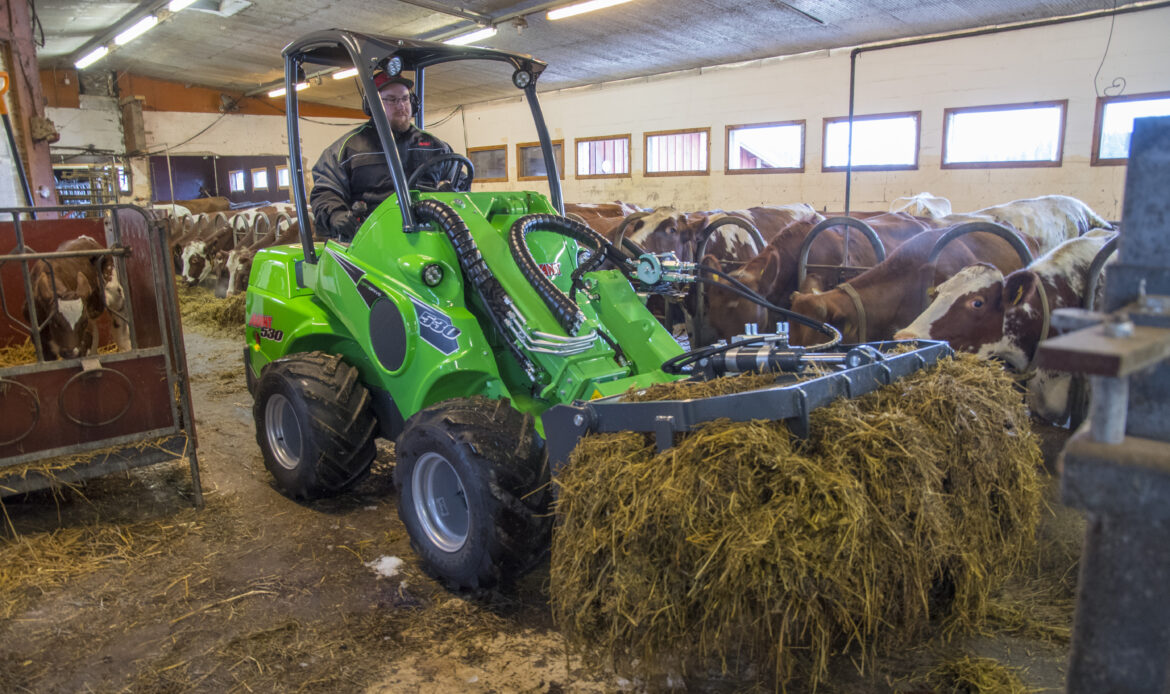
[253,351,377,500]
[395,397,551,590]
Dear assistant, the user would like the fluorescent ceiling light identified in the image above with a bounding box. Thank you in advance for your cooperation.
[74,46,109,70]
[444,26,497,45]
[115,15,159,45]
[547,0,633,20]
[268,82,308,98]
[332,67,358,80]
[168,0,199,11]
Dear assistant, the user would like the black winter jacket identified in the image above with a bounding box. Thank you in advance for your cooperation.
[309,121,453,237]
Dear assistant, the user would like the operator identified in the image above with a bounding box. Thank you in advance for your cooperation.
[309,72,454,241]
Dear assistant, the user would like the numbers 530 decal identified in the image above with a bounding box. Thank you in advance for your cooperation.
[410,296,461,355]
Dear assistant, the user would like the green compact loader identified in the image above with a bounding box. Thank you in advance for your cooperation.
[245,30,950,589]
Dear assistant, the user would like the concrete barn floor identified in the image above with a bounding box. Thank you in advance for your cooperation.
[0,321,1083,693]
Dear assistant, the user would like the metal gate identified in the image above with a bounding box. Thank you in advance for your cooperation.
[0,204,200,505]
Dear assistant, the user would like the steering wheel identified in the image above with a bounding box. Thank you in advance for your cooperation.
[407,153,475,192]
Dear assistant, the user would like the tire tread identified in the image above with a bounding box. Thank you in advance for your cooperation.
[254,351,377,499]
[395,396,551,589]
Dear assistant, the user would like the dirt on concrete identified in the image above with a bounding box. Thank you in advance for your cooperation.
[0,324,1084,693]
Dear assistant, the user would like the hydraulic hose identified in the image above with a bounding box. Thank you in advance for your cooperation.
[414,199,537,379]
[509,213,631,335]
[694,263,840,343]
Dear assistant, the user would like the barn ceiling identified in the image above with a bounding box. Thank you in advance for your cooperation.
[34,0,1133,111]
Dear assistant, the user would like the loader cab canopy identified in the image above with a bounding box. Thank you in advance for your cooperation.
[281,29,558,263]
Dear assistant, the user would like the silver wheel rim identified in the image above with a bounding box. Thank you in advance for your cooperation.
[265,393,303,471]
[411,451,469,553]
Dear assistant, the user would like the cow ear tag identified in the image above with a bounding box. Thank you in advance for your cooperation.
[1011,285,1024,306]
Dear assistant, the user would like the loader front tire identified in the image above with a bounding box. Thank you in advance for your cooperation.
[395,397,551,590]
[253,351,377,500]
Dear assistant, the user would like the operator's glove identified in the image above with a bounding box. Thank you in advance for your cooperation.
[329,209,358,240]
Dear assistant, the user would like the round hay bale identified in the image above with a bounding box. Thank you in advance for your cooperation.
[550,354,1043,689]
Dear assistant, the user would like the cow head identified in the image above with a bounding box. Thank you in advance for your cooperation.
[225,249,255,297]
[619,208,711,261]
[181,240,210,287]
[30,270,95,360]
[893,263,1009,356]
[788,288,854,346]
[212,249,233,298]
[703,250,777,340]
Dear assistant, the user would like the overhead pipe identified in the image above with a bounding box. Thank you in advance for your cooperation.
[842,0,1170,214]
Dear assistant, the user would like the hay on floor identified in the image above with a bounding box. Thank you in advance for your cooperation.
[175,284,245,334]
[916,654,1036,694]
[550,354,1043,689]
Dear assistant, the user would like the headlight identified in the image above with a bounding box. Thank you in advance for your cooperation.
[422,263,444,287]
[512,69,533,89]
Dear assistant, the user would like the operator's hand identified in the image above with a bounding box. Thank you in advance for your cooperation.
[329,209,358,239]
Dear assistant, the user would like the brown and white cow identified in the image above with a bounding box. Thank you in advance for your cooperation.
[786,224,1039,346]
[893,229,1117,422]
[170,213,212,273]
[939,195,1112,255]
[181,221,237,287]
[157,196,232,216]
[218,218,301,298]
[702,212,937,340]
[618,204,820,343]
[615,204,820,263]
[564,201,644,237]
[26,236,106,360]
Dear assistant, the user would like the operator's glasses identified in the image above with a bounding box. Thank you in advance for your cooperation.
[381,95,410,106]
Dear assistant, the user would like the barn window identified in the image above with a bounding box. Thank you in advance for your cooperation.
[251,168,269,190]
[468,145,508,182]
[276,166,290,189]
[644,128,709,176]
[942,101,1066,168]
[517,141,564,181]
[575,135,631,178]
[228,170,245,193]
[822,112,920,171]
[1092,91,1170,165]
[725,121,804,174]
[116,165,131,193]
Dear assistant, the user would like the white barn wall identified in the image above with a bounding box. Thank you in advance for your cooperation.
[141,111,363,159]
[46,95,124,152]
[138,111,362,201]
[438,7,1168,219]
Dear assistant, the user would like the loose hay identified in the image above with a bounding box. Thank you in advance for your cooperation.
[175,284,246,334]
[916,654,1038,694]
[624,371,787,402]
[0,339,122,368]
[0,340,35,367]
[0,514,200,620]
[550,354,1043,690]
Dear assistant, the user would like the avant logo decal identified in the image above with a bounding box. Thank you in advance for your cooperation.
[248,314,284,342]
[538,262,561,280]
[409,296,461,355]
